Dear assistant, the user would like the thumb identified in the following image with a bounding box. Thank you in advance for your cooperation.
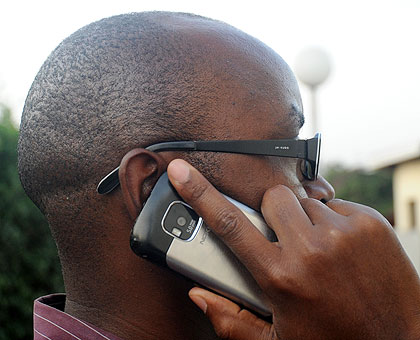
[189,287,275,340]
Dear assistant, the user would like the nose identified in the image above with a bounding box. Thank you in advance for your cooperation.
[302,175,335,203]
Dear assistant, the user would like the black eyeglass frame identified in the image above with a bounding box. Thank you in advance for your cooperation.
[97,133,321,195]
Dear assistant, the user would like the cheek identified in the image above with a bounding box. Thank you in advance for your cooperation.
[212,155,307,211]
[266,157,308,200]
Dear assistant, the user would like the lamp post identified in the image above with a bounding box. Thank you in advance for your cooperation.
[294,47,331,134]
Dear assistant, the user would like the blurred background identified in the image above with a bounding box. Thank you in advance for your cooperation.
[0,0,419,338]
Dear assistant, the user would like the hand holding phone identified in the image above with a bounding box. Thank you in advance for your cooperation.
[167,159,420,340]
[130,172,276,316]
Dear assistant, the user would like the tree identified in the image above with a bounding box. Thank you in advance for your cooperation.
[0,104,64,340]
[324,164,394,224]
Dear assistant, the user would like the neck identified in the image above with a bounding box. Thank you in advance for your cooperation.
[63,250,219,340]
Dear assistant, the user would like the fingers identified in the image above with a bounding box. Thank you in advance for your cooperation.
[327,199,382,217]
[261,185,313,241]
[261,186,344,239]
[189,287,275,340]
[326,199,392,228]
[300,198,343,226]
[168,159,277,277]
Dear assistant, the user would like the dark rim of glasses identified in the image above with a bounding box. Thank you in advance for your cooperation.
[97,133,321,195]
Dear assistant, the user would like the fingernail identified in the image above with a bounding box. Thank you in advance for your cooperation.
[189,294,208,314]
[168,160,191,184]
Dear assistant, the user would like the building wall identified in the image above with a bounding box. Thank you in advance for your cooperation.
[394,159,420,231]
[396,230,420,273]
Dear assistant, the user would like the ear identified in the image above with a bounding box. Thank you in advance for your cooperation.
[119,148,167,220]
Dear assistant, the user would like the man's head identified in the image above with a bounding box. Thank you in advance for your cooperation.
[18,11,334,338]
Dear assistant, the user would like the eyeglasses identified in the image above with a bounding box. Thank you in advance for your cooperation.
[97,133,321,195]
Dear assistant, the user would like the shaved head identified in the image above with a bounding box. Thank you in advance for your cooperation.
[19,12,218,214]
[18,11,303,296]
[18,12,302,215]
[16,12,329,339]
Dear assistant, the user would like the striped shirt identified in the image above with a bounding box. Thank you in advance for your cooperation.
[34,294,122,340]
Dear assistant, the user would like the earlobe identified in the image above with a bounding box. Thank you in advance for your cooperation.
[119,149,167,220]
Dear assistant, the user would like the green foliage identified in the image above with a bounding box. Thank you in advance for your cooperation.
[324,164,394,223]
[0,105,64,340]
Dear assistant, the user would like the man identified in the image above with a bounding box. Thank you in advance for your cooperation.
[18,11,420,340]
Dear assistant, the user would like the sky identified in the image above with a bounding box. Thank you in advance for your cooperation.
[1,0,419,170]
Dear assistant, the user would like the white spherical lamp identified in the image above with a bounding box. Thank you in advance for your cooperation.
[294,47,331,134]
[295,47,331,88]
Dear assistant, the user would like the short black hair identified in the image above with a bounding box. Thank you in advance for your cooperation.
[18,12,227,215]
[18,12,302,284]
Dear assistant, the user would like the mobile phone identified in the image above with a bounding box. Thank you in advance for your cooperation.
[130,172,276,316]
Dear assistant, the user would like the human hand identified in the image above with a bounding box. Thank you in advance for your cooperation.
[167,159,420,340]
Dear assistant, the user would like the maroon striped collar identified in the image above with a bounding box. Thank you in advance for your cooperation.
[34,294,122,340]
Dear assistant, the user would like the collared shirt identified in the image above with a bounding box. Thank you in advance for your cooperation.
[33,294,123,340]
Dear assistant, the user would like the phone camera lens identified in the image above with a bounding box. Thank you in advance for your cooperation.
[177,216,187,227]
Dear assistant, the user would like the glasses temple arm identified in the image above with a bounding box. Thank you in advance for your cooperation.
[97,142,197,194]
[195,140,307,158]
[96,136,318,195]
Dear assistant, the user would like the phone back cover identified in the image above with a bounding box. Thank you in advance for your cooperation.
[131,173,274,316]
